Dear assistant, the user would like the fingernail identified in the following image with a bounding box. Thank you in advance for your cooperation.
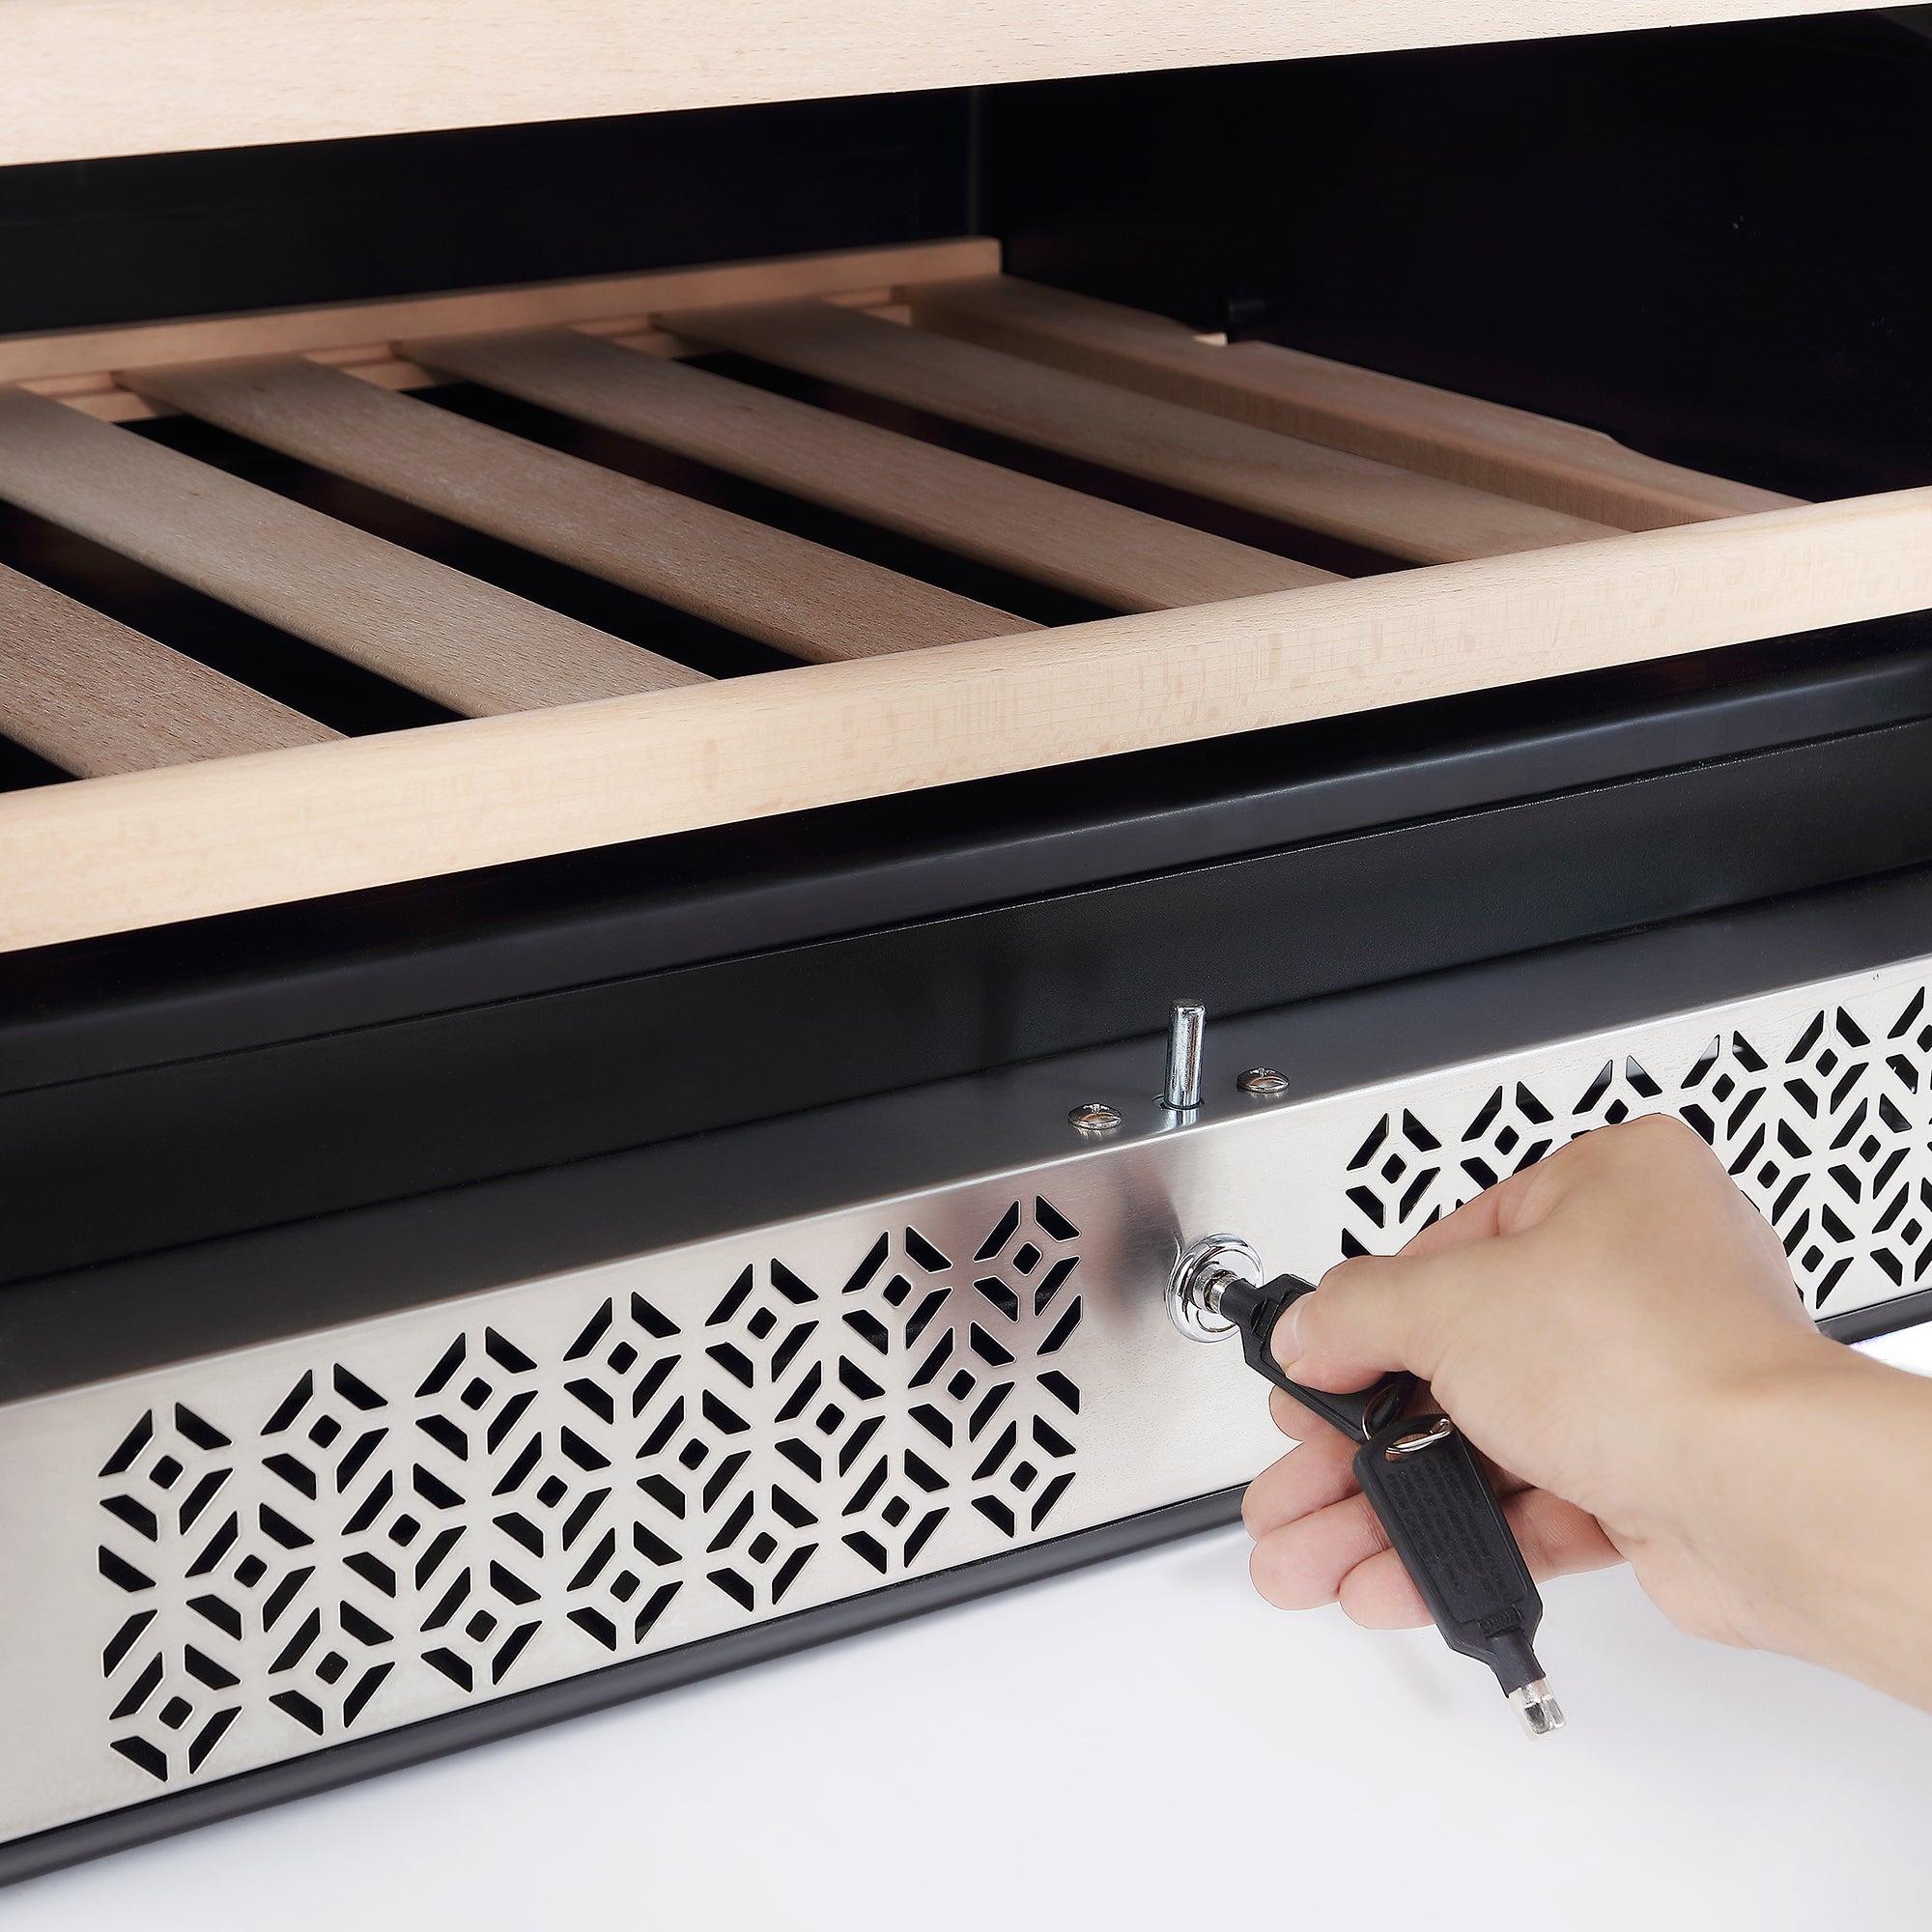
[1271,1298,1304,1376]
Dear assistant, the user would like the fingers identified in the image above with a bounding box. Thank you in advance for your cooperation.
[1250,1486,1391,1610]
[1393,1128,1605,1260]
[1279,1250,1471,1393]
[1245,1426,1530,1543]
[1334,1548,1431,1628]
[1242,1430,1359,1538]
[1390,1183,1510,1260]
[1249,1482,1624,1624]
[1506,1484,1622,1580]
[1293,1122,1657,1383]
[1266,1381,1356,1446]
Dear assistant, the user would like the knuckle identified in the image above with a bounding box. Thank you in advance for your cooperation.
[1315,1252,1389,1296]
[1248,1534,1327,1611]
[1605,1111,1706,1165]
[1540,1111,1712,1196]
[1625,1111,1705,1155]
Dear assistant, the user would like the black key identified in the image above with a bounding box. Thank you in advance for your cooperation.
[1211,1270,1565,1737]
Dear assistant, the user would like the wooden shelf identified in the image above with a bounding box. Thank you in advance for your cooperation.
[0,237,1912,955]
[0,1,1872,167]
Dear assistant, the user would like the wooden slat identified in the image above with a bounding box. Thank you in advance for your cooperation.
[26,355,442,423]
[665,299,1616,566]
[5,486,1930,952]
[0,561,338,777]
[0,238,997,387]
[0,2,1868,169]
[409,327,1337,613]
[909,275,1804,531]
[128,356,1030,662]
[0,384,703,716]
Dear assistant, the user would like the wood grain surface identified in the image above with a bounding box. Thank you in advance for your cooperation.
[5,485,1927,952]
[667,299,1616,565]
[0,239,997,387]
[128,355,1031,661]
[411,327,1336,612]
[0,384,704,715]
[909,276,1804,531]
[0,560,337,776]
[0,1,1869,167]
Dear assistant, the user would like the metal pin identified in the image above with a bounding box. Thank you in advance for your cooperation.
[1161,1001,1205,1111]
[1508,1679,1567,1739]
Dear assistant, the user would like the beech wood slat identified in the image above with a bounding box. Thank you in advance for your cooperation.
[0,561,338,776]
[0,238,997,387]
[0,385,703,715]
[5,486,1929,952]
[909,276,1803,531]
[666,299,1615,565]
[128,356,1030,661]
[1,1,1871,170]
[410,327,1337,612]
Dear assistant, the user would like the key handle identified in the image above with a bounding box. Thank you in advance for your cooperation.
[1215,1272,1416,1443]
[1177,1253,1567,1736]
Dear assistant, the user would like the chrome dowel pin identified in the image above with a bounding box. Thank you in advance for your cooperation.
[1161,1000,1205,1112]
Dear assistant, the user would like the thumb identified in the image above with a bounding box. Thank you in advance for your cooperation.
[1276,1252,1458,1392]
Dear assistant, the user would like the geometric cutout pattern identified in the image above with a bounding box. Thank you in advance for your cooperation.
[96,1199,1083,1789]
[68,961,1932,1836]
[1337,982,1932,1314]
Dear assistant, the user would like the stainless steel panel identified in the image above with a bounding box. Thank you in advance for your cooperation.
[5,952,1929,1842]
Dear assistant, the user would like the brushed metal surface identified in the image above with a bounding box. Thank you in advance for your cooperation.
[4,952,1929,1842]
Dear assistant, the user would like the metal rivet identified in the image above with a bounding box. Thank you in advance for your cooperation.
[1236,1066,1290,1099]
[1067,1102,1122,1135]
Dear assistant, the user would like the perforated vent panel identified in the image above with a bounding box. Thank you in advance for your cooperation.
[3,953,1929,1850]
[1339,980,1932,1313]
[92,1202,1088,1791]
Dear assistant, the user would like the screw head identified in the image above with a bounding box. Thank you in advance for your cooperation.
[1237,1066,1291,1099]
[1067,1101,1122,1135]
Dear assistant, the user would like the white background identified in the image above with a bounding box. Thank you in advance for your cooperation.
[13,1329,1932,1930]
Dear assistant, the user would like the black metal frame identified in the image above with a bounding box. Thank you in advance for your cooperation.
[987,14,1932,506]
[10,616,1932,1285]
[8,856,1932,1408]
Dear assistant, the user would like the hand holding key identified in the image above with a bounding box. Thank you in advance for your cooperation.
[1245,1113,1932,1713]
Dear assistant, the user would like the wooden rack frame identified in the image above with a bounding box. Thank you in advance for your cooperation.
[1,1,1875,168]
[1,235,1927,954]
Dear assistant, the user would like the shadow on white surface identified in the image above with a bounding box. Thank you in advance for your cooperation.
[11,1330,1932,1930]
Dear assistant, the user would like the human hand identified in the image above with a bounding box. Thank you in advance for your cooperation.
[1242,1114,1862,1666]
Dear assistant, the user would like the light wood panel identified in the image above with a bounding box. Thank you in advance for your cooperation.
[666,299,1615,565]
[909,276,1803,531]
[5,486,1929,952]
[0,238,996,387]
[410,327,1336,612]
[0,1,1869,166]
[0,561,337,777]
[0,384,703,716]
[128,355,1030,661]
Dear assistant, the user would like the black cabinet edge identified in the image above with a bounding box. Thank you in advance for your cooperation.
[7,620,1932,1095]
